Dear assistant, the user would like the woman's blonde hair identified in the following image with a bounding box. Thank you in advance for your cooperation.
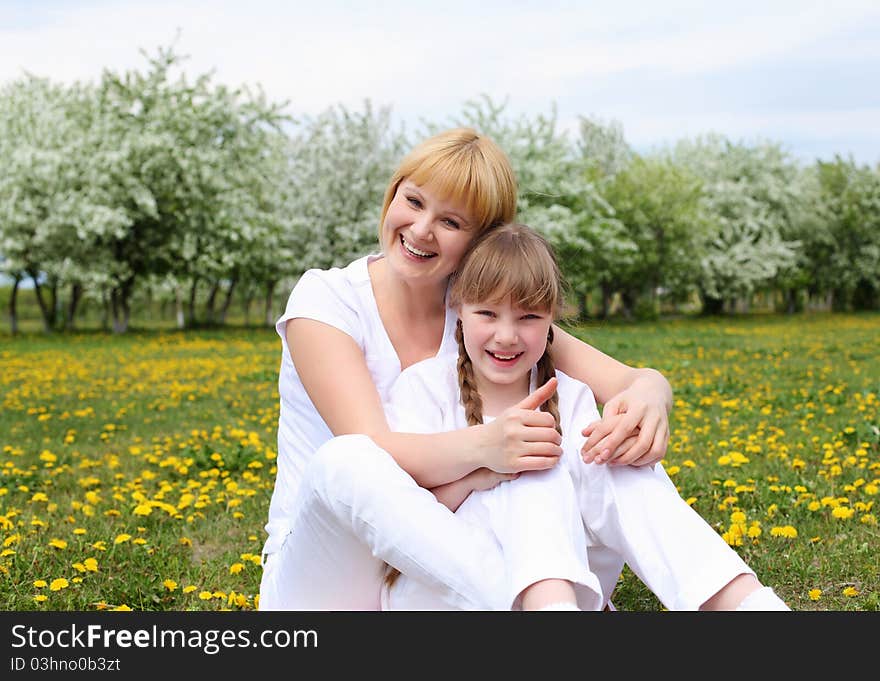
[449,223,566,434]
[379,127,517,239]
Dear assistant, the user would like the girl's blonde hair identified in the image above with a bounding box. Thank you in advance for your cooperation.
[379,127,517,240]
[449,223,565,435]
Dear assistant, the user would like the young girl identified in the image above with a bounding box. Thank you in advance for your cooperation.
[382,223,790,611]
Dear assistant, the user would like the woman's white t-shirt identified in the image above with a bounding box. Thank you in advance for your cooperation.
[262,253,458,556]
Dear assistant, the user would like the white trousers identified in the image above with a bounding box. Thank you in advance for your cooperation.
[259,434,753,611]
[385,462,604,611]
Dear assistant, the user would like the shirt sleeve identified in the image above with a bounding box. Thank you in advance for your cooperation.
[275,268,363,360]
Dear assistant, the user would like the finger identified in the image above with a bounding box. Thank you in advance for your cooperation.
[515,454,561,472]
[580,417,601,437]
[517,426,565,446]
[519,409,560,430]
[580,416,620,458]
[628,421,670,467]
[588,434,638,464]
[581,413,632,462]
[521,441,564,458]
[607,416,659,466]
[590,410,643,463]
[612,416,660,466]
[515,377,558,411]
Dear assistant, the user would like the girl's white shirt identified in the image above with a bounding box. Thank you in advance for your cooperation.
[263,253,459,556]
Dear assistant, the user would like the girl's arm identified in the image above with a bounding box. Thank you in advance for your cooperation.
[288,319,563,488]
[429,469,519,513]
[551,325,672,467]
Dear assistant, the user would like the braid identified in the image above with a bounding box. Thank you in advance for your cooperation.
[456,319,484,427]
[536,328,562,436]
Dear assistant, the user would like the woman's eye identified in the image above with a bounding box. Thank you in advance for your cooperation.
[406,196,422,208]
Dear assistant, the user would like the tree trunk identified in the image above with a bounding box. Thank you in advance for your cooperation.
[205,281,220,325]
[110,281,133,334]
[28,269,53,333]
[101,289,110,332]
[220,278,237,325]
[66,282,83,330]
[188,276,200,327]
[264,280,277,326]
[8,275,20,335]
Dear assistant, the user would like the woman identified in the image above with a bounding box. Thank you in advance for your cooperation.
[258,127,672,610]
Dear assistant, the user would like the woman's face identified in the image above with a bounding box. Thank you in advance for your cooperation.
[381,180,476,287]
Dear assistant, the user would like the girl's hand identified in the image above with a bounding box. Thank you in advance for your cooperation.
[466,468,520,492]
[580,389,669,467]
[482,378,563,473]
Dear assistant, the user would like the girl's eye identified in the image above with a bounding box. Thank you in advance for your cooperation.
[406,196,422,208]
[521,313,543,320]
[475,310,496,317]
[443,218,460,229]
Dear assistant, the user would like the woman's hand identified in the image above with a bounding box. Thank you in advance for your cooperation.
[580,387,670,467]
[480,378,563,473]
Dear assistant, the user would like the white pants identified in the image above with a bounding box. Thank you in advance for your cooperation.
[259,434,509,610]
[385,462,604,611]
[259,434,753,611]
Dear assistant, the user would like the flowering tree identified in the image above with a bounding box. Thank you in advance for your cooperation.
[674,135,801,314]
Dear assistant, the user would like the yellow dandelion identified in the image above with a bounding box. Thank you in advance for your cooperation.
[114,533,131,544]
[34,595,48,603]
[112,604,132,611]
[163,580,178,592]
[33,580,48,588]
[183,585,197,594]
[770,525,798,538]
[179,537,192,547]
[808,589,821,601]
[48,538,68,550]
[229,563,245,575]
[133,503,153,517]
[49,578,69,591]
[198,591,213,600]
[842,587,859,597]
[83,558,98,572]
[831,507,855,519]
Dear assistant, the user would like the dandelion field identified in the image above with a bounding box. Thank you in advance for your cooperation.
[1,313,877,611]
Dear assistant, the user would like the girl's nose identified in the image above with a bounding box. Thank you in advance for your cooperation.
[495,322,518,344]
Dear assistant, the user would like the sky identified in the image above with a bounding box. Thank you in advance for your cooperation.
[2,0,879,165]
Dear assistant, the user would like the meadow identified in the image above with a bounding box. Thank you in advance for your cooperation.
[0,312,877,611]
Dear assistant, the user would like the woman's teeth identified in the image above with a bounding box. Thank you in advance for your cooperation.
[401,236,436,258]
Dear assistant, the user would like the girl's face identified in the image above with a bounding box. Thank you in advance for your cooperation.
[382,180,476,288]
[459,298,553,389]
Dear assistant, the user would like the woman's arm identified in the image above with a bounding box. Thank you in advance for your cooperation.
[288,319,563,488]
[551,325,672,467]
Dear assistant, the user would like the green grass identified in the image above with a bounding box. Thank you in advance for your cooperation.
[1,313,878,610]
